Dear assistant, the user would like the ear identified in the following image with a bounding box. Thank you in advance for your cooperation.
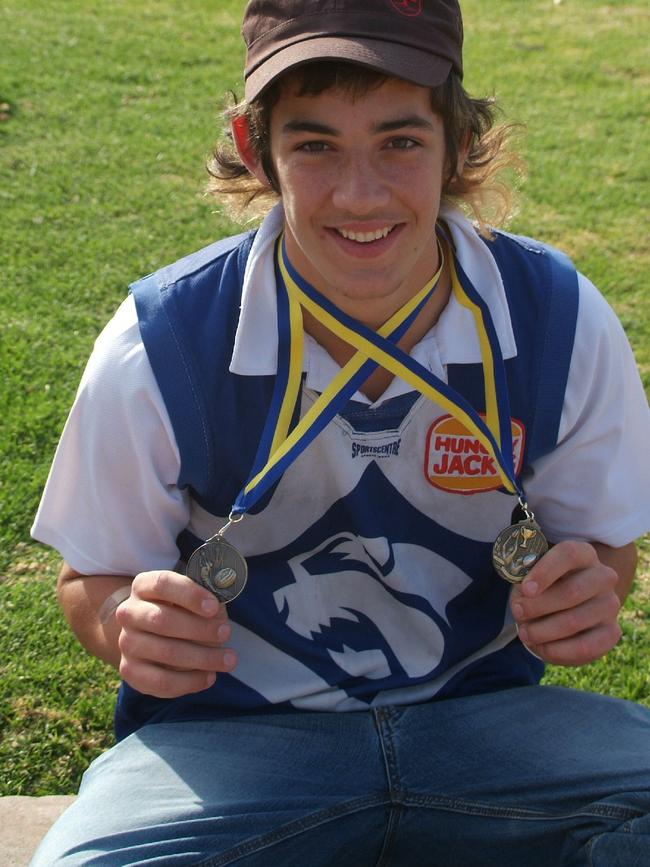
[231,115,271,187]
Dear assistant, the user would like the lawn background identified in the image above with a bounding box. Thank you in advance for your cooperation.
[1,0,648,795]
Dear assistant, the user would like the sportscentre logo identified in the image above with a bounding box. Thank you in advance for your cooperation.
[424,414,525,494]
[351,437,401,459]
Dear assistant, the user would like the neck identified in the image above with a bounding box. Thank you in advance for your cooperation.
[301,259,452,402]
[282,221,447,329]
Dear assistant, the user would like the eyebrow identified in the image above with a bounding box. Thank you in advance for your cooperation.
[281,115,435,136]
[375,116,435,133]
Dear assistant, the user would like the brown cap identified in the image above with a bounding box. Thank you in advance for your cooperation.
[242,0,463,102]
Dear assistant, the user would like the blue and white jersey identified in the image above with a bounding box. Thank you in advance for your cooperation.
[117,210,579,738]
[32,206,650,740]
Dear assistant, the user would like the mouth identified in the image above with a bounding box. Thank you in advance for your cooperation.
[325,223,404,259]
[335,225,396,244]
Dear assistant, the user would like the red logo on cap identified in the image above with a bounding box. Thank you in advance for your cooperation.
[390,0,422,16]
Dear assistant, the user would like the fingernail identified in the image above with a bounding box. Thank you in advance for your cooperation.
[512,603,524,620]
[523,580,539,597]
[223,651,237,668]
[217,624,231,642]
[518,625,529,642]
[201,597,219,615]
[205,673,216,688]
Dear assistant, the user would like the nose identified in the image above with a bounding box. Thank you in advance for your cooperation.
[331,153,390,214]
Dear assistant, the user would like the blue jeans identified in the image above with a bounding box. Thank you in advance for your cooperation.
[31,686,650,866]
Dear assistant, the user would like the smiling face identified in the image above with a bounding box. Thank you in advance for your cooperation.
[260,77,449,325]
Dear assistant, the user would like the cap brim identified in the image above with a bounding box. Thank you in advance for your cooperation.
[244,36,452,102]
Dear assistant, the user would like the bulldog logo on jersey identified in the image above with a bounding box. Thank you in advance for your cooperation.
[218,461,515,711]
[425,414,525,494]
[389,0,422,17]
[273,531,465,687]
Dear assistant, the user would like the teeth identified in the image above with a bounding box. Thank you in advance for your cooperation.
[338,226,393,243]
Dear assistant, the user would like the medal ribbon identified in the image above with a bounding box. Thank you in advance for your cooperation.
[280,236,519,489]
[233,235,444,514]
[231,230,522,518]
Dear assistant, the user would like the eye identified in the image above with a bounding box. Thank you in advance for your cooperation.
[296,140,332,153]
[385,137,419,150]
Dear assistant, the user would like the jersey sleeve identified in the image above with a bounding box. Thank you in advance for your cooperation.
[526,274,650,548]
[31,295,190,576]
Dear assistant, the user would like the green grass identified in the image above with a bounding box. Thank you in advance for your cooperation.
[1,0,648,795]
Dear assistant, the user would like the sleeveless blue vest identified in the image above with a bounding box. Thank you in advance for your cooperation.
[118,229,579,740]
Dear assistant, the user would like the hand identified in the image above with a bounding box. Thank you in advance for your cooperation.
[115,570,237,698]
[510,541,622,666]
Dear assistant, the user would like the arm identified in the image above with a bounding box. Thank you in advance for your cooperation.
[58,562,237,697]
[57,563,132,668]
[510,539,637,667]
[511,274,650,668]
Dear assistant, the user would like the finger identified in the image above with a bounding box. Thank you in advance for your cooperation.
[119,658,218,699]
[118,629,238,674]
[518,540,599,598]
[130,570,224,617]
[525,622,622,667]
[517,591,621,647]
[117,597,230,645]
[512,562,618,621]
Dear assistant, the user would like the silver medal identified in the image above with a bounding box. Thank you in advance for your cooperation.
[186,535,248,603]
[492,516,548,584]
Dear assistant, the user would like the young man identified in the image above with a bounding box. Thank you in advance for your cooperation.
[31,1,650,864]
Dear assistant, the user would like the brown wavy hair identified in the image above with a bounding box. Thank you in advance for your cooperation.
[207,63,522,235]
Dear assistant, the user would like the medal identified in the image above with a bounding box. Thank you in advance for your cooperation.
[492,505,548,584]
[186,518,247,603]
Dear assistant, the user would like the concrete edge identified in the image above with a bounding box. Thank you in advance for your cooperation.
[0,796,76,867]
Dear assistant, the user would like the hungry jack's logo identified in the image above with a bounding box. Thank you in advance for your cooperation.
[390,0,423,17]
[424,414,525,494]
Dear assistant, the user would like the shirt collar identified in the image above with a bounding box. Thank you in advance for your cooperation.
[229,201,517,376]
